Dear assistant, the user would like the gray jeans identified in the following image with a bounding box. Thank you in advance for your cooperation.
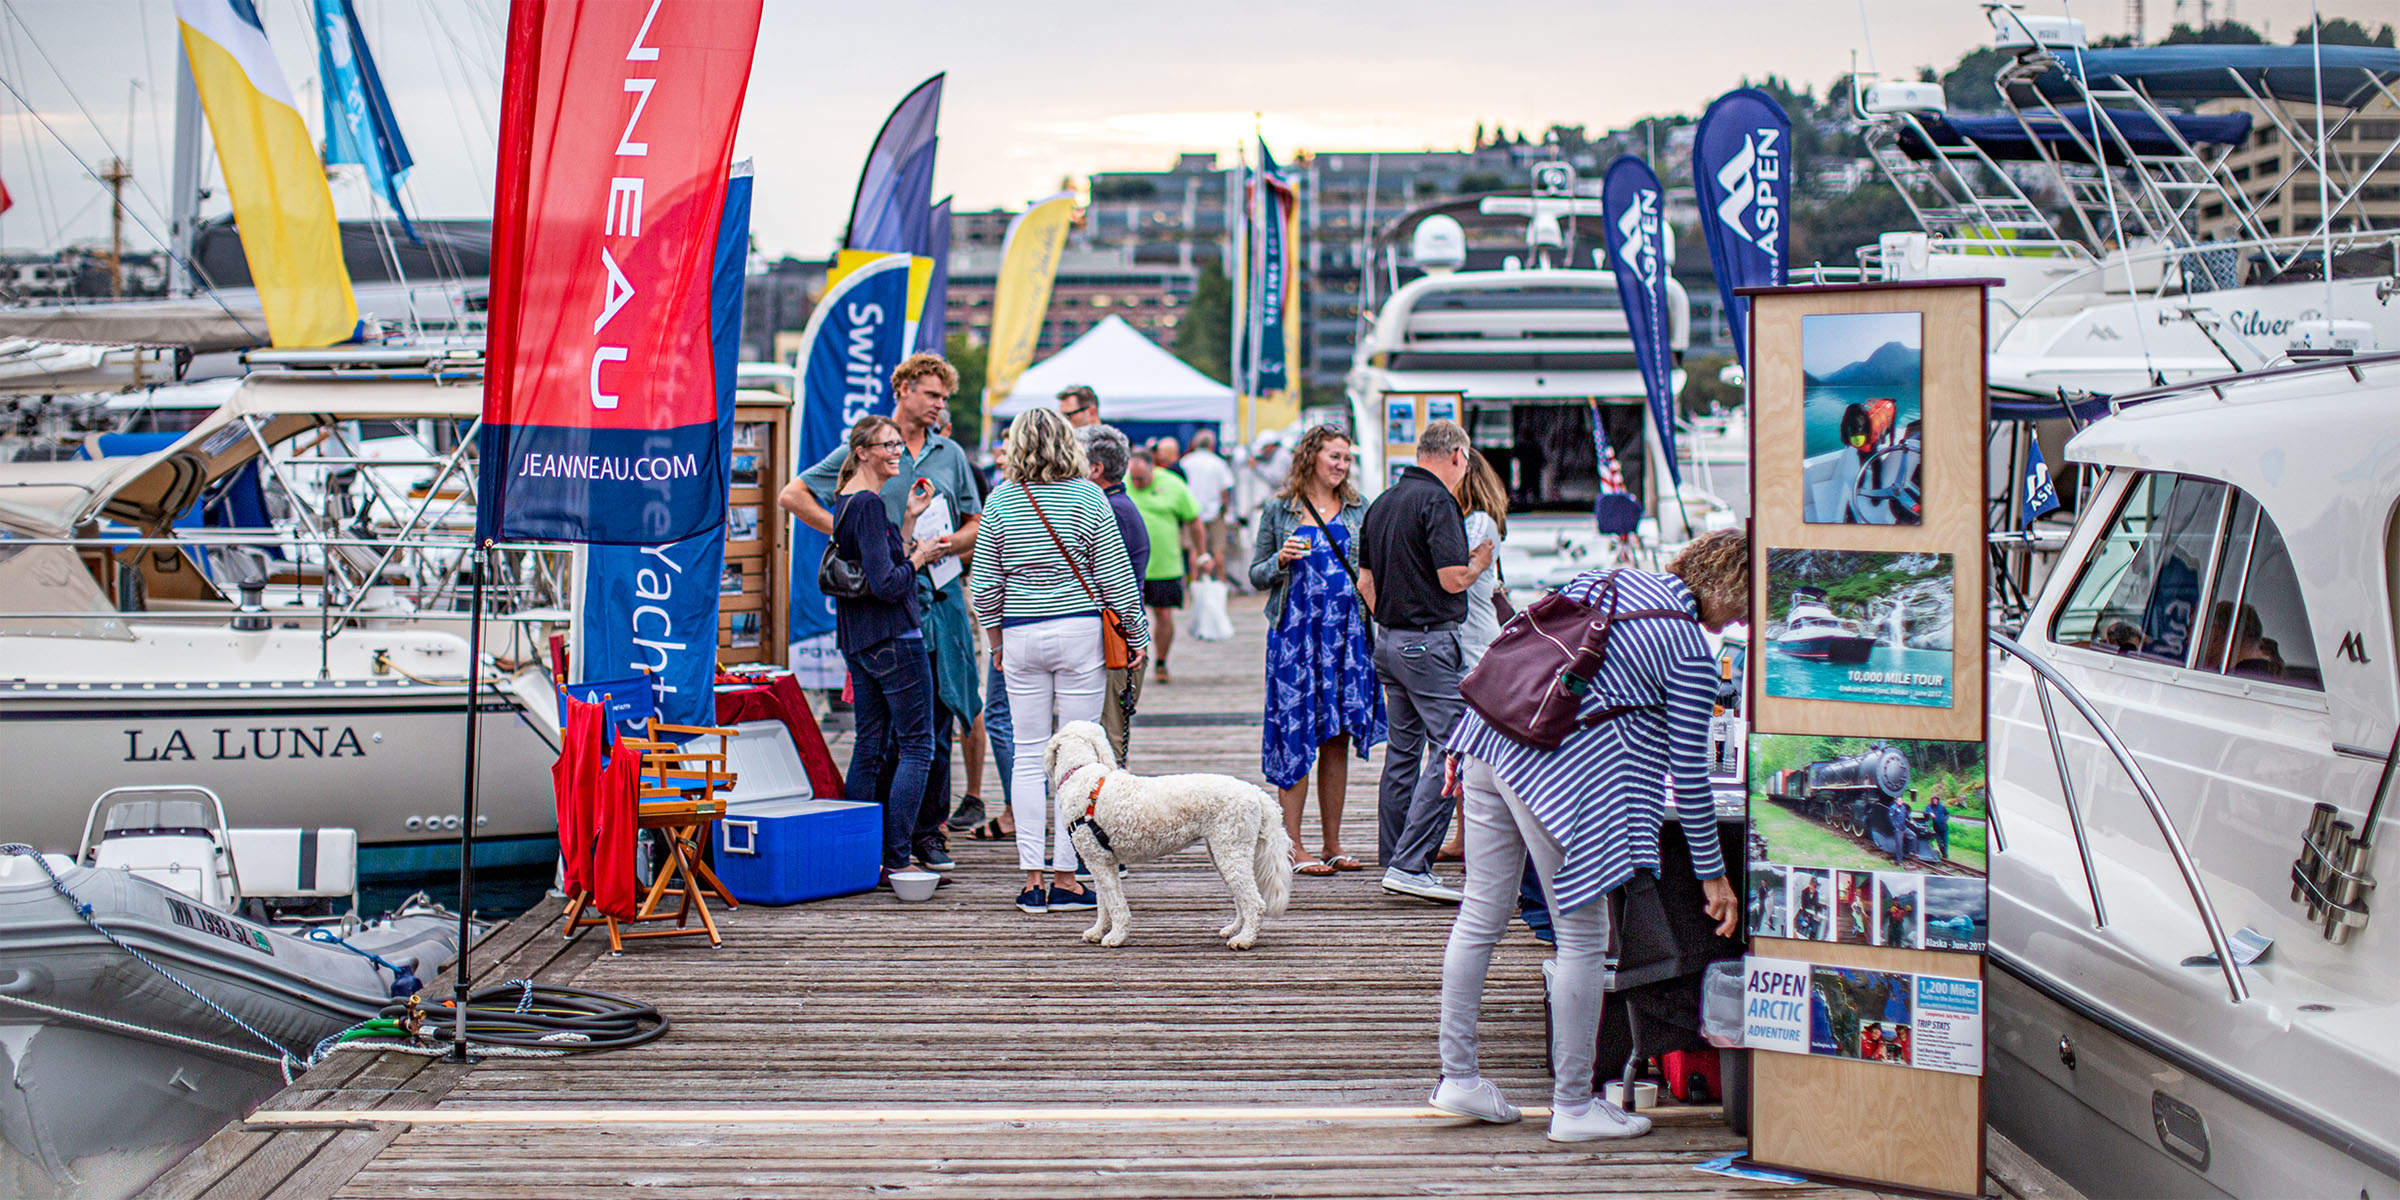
[1373,627,1466,872]
[1440,756,1611,1107]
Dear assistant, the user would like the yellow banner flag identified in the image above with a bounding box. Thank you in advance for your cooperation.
[175,0,356,347]
[983,193,1075,416]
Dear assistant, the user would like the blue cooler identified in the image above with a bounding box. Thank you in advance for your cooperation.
[714,798,879,904]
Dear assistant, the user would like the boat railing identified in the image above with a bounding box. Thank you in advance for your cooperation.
[1989,630,2249,1003]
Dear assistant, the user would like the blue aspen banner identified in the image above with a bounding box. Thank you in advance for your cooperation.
[576,171,751,728]
[1601,154,1681,492]
[1693,88,1791,366]
[2021,438,2062,527]
[785,254,914,687]
[312,0,417,243]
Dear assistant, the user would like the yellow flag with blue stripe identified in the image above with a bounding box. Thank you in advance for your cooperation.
[176,0,357,347]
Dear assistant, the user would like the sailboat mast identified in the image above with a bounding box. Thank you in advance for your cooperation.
[167,47,202,298]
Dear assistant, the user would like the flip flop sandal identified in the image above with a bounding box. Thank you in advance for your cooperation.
[1324,854,1363,871]
[1291,857,1337,876]
[967,818,1012,841]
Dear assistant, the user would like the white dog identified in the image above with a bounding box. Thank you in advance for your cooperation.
[1044,721,1290,949]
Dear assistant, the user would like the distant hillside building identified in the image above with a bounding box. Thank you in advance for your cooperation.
[2194,97,2400,240]
[946,246,1194,359]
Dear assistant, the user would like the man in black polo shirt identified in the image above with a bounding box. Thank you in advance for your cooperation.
[1359,418,1493,903]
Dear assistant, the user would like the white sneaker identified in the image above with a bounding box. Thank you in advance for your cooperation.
[1547,1099,1651,1142]
[1381,868,1464,904]
[1430,1077,1522,1124]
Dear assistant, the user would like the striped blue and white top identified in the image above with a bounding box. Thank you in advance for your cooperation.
[969,478,1152,652]
[1448,569,1725,912]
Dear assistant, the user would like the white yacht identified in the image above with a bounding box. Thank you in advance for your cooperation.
[1346,166,1735,555]
[1771,587,1878,664]
[1849,11,2400,403]
[0,363,566,875]
[1984,349,2400,1197]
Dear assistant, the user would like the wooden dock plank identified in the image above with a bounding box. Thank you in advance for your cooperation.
[156,593,1976,1199]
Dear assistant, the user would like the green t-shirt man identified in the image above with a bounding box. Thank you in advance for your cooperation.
[1128,470,1199,581]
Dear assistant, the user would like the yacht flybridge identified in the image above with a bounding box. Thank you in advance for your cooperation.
[1849,8,2400,401]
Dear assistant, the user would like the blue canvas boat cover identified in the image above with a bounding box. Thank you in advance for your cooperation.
[1900,107,2253,164]
[2031,45,2400,109]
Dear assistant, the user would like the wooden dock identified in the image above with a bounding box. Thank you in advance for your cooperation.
[147,593,2051,1199]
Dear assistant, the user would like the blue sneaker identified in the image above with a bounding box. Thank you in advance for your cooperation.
[1048,882,1097,911]
[1015,888,1048,914]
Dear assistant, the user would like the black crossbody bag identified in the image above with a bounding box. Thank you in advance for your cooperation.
[1297,496,1373,651]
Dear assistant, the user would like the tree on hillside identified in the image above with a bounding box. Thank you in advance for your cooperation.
[2296,17,2397,46]
[1174,261,1233,385]
[944,334,987,437]
[1939,47,2014,112]
[2163,20,2265,44]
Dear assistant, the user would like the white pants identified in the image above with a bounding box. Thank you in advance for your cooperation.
[1439,755,1612,1107]
[1003,615,1105,873]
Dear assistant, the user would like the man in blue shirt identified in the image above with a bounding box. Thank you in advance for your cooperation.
[781,353,983,871]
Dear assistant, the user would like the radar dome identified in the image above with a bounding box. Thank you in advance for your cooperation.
[1413,215,1466,274]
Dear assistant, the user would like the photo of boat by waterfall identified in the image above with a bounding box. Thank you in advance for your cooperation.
[1762,549,1954,707]
[1800,311,1922,526]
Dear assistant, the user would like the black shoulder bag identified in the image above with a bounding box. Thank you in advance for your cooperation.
[817,493,872,600]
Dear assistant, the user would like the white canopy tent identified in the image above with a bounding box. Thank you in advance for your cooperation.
[992,315,1237,430]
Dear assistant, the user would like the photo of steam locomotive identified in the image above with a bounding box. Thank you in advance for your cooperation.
[1762,743,1948,868]
[1746,734,1989,879]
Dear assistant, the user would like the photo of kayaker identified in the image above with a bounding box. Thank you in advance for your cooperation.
[1800,311,1923,526]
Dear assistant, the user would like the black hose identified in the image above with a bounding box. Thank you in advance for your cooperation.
[379,982,669,1052]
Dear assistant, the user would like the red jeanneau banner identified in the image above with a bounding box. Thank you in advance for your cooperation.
[478,0,762,545]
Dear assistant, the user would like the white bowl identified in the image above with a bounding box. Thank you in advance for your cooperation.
[888,870,940,902]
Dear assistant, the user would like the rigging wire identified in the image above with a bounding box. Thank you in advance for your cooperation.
[0,17,63,252]
[1,0,180,247]
[0,71,260,336]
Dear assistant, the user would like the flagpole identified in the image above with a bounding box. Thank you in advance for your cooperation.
[447,541,490,1063]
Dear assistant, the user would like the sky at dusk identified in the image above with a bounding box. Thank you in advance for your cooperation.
[0,0,2384,259]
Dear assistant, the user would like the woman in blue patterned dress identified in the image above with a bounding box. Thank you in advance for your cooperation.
[1249,425,1385,876]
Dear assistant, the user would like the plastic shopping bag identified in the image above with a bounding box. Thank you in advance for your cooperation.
[1190,577,1234,641]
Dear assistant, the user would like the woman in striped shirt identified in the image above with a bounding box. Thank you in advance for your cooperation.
[1429,529,1747,1143]
[970,407,1152,914]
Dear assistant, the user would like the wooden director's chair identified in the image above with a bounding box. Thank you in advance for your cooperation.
[557,679,742,953]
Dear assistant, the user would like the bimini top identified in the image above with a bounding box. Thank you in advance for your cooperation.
[2030,45,2400,109]
[1899,107,2253,165]
[0,372,483,538]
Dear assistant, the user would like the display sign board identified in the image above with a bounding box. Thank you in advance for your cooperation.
[1740,281,1989,1198]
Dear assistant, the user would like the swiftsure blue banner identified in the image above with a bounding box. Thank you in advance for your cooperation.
[1693,88,1791,365]
[1247,141,1295,395]
[575,173,750,728]
[312,0,417,243]
[1601,155,1680,491]
[787,255,913,683]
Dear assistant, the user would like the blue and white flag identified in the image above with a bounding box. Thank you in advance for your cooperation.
[1601,154,1679,491]
[1245,140,1298,398]
[574,172,751,728]
[312,0,416,243]
[1693,88,1791,366]
[786,255,914,684]
[2022,438,2062,527]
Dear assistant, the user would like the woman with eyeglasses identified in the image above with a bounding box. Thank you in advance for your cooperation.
[831,415,949,879]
